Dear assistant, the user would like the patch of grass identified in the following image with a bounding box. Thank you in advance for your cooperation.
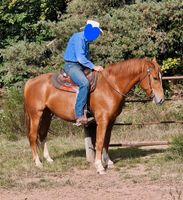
[0,135,88,190]
[144,152,183,182]
[0,175,18,189]
[110,147,165,168]
[112,100,183,142]
[169,187,182,200]
[25,178,58,190]
[1,133,183,190]
[112,144,183,183]
[167,134,183,160]
[49,118,82,137]
[0,87,24,140]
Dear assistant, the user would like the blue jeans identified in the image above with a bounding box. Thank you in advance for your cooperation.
[64,62,89,118]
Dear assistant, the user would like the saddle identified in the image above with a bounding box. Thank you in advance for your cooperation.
[51,68,98,93]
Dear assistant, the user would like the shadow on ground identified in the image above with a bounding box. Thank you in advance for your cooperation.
[53,147,166,162]
[109,147,166,163]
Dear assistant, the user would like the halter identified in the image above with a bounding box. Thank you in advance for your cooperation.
[139,67,154,98]
[101,67,154,98]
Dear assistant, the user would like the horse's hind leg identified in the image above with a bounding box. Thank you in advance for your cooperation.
[28,111,43,168]
[38,108,53,163]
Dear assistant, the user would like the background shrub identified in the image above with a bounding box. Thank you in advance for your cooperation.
[0,87,24,140]
[167,134,183,160]
[1,0,182,88]
[0,41,62,87]
[161,58,182,75]
[0,0,67,47]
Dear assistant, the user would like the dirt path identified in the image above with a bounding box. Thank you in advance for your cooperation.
[1,167,182,200]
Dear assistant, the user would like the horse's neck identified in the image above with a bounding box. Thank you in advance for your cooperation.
[103,65,141,96]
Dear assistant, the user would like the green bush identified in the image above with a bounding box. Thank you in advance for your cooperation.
[161,58,182,75]
[0,41,62,87]
[0,0,182,88]
[0,87,24,140]
[167,134,183,160]
[161,57,182,96]
[0,0,67,47]
[56,0,182,66]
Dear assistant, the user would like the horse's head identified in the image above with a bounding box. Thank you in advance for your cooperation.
[139,58,165,105]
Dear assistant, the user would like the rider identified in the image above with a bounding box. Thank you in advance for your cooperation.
[64,20,104,126]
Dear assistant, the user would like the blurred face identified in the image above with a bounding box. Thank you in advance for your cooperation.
[84,24,101,42]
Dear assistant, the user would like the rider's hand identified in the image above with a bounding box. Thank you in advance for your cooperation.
[93,66,104,71]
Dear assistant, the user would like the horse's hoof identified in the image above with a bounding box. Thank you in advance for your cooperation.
[46,157,54,163]
[95,160,106,175]
[35,162,43,168]
[97,170,106,175]
[107,160,114,169]
[102,159,114,169]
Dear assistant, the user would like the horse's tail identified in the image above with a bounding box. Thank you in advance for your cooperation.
[23,87,30,137]
[24,104,30,137]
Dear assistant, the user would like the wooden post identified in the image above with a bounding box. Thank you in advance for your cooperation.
[109,141,170,148]
[84,123,96,163]
[84,137,95,163]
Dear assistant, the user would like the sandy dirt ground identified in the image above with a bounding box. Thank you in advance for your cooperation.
[1,167,182,200]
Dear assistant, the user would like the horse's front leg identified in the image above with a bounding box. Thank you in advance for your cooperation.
[102,123,114,169]
[95,120,109,174]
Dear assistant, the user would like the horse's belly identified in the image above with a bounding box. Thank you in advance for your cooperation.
[46,90,77,121]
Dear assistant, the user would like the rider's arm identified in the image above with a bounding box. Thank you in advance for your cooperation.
[75,37,95,69]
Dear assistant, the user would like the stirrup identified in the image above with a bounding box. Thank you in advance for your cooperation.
[73,117,95,127]
[85,117,95,126]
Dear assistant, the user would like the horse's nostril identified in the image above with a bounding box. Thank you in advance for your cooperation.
[159,98,164,105]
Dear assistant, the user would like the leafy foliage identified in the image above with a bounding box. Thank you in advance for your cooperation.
[167,134,183,160]
[0,0,67,47]
[0,0,182,88]
[0,87,24,140]
[0,40,64,87]
[161,58,182,75]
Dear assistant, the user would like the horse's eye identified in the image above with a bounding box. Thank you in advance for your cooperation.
[153,77,158,80]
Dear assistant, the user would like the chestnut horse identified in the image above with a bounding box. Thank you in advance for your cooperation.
[24,58,164,174]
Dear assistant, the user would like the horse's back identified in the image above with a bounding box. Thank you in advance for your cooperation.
[25,73,53,87]
[24,73,54,109]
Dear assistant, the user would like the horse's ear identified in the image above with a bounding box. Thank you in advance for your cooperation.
[144,57,150,60]
[152,57,157,63]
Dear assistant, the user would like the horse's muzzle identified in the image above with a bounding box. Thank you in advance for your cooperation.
[153,95,165,105]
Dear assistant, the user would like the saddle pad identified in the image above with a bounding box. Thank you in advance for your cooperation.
[51,70,98,93]
[52,73,79,93]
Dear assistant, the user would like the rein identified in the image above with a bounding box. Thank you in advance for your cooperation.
[100,71,128,97]
[100,68,153,99]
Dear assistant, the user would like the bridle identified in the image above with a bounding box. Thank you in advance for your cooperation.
[100,67,154,98]
[139,67,154,98]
